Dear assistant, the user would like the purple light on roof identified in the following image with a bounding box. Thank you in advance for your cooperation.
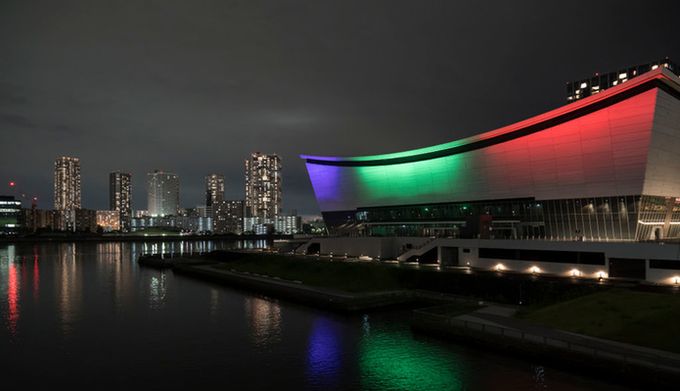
[305,162,343,207]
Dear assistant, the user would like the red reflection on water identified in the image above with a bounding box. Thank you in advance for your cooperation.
[8,262,19,335]
[33,253,40,300]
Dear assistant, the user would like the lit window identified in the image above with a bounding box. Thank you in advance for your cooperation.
[580,82,587,89]
[652,64,659,70]
[619,73,627,79]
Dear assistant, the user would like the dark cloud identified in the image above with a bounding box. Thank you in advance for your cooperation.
[0,112,35,128]
[1,0,679,213]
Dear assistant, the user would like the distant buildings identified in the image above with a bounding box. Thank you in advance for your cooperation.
[147,170,179,217]
[74,209,97,233]
[245,153,282,219]
[109,172,131,232]
[213,200,244,234]
[130,215,212,233]
[54,156,81,231]
[96,210,120,232]
[7,151,301,236]
[0,196,21,235]
[244,215,301,235]
[205,174,224,216]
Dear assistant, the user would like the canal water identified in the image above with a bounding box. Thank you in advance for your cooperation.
[0,241,636,390]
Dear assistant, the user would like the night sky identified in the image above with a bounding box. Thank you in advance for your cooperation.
[1,0,679,215]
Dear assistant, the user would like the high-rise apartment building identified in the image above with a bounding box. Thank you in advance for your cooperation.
[213,200,244,234]
[54,156,81,231]
[109,171,132,232]
[205,174,225,214]
[245,153,282,219]
[147,170,179,217]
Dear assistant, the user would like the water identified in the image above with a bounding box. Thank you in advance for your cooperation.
[0,241,636,390]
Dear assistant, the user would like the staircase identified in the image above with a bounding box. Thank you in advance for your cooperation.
[397,237,441,262]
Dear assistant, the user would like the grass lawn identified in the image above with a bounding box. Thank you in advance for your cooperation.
[517,289,680,353]
[211,254,407,293]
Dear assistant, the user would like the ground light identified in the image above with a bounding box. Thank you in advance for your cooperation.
[673,276,680,285]
[494,263,505,272]
[570,269,582,277]
[596,271,607,282]
[529,266,541,275]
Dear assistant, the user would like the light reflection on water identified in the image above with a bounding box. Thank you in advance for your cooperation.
[0,241,638,390]
[149,272,167,310]
[244,296,282,347]
[58,243,81,335]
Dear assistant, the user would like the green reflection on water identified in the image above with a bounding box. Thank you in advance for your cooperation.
[360,318,464,391]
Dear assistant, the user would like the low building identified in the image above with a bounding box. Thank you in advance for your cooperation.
[75,209,97,233]
[243,214,302,235]
[213,200,244,234]
[134,210,149,218]
[274,215,302,235]
[131,215,212,233]
[96,210,120,232]
[0,196,22,235]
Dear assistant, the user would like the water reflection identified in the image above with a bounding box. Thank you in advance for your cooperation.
[360,317,465,391]
[58,243,81,335]
[139,239,270,256]
[96,242,134,309]
[33,245,39,300]
[6,255,19,335]
[149,272,167,310]
[0,241,636,390]
[209,288,220,318]
[307,318,342,388]
[244,296,281,347]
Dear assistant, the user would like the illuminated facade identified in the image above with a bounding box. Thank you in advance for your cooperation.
[245,153,282,219]
[147,170,179,217]
[302,67,680,242]
[0,196,21,235]
[96,210,120,232]
[109,171,131,232]
[54,156,81,231]
[205,174,225,213]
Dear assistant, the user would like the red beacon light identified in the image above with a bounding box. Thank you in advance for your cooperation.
[9,181,16,187]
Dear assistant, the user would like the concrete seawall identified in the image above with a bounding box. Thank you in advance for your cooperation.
[411,306,680,388]
[172,263,421,312]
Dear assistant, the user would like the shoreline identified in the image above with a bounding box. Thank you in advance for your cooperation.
[139,251,680,387]
[411,307,680,388]
[174,263,419,312]
[0,234,296,244]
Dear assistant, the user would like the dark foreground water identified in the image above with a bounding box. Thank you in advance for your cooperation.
[0,241,635,390]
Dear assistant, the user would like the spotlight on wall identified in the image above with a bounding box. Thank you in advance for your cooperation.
[494,263,505,272]
[570,269,582,277]
[673,276,680,285]
[596,271,607,281]
[530,266,541,275]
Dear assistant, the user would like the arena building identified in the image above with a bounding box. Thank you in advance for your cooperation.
[300,66,680,284]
